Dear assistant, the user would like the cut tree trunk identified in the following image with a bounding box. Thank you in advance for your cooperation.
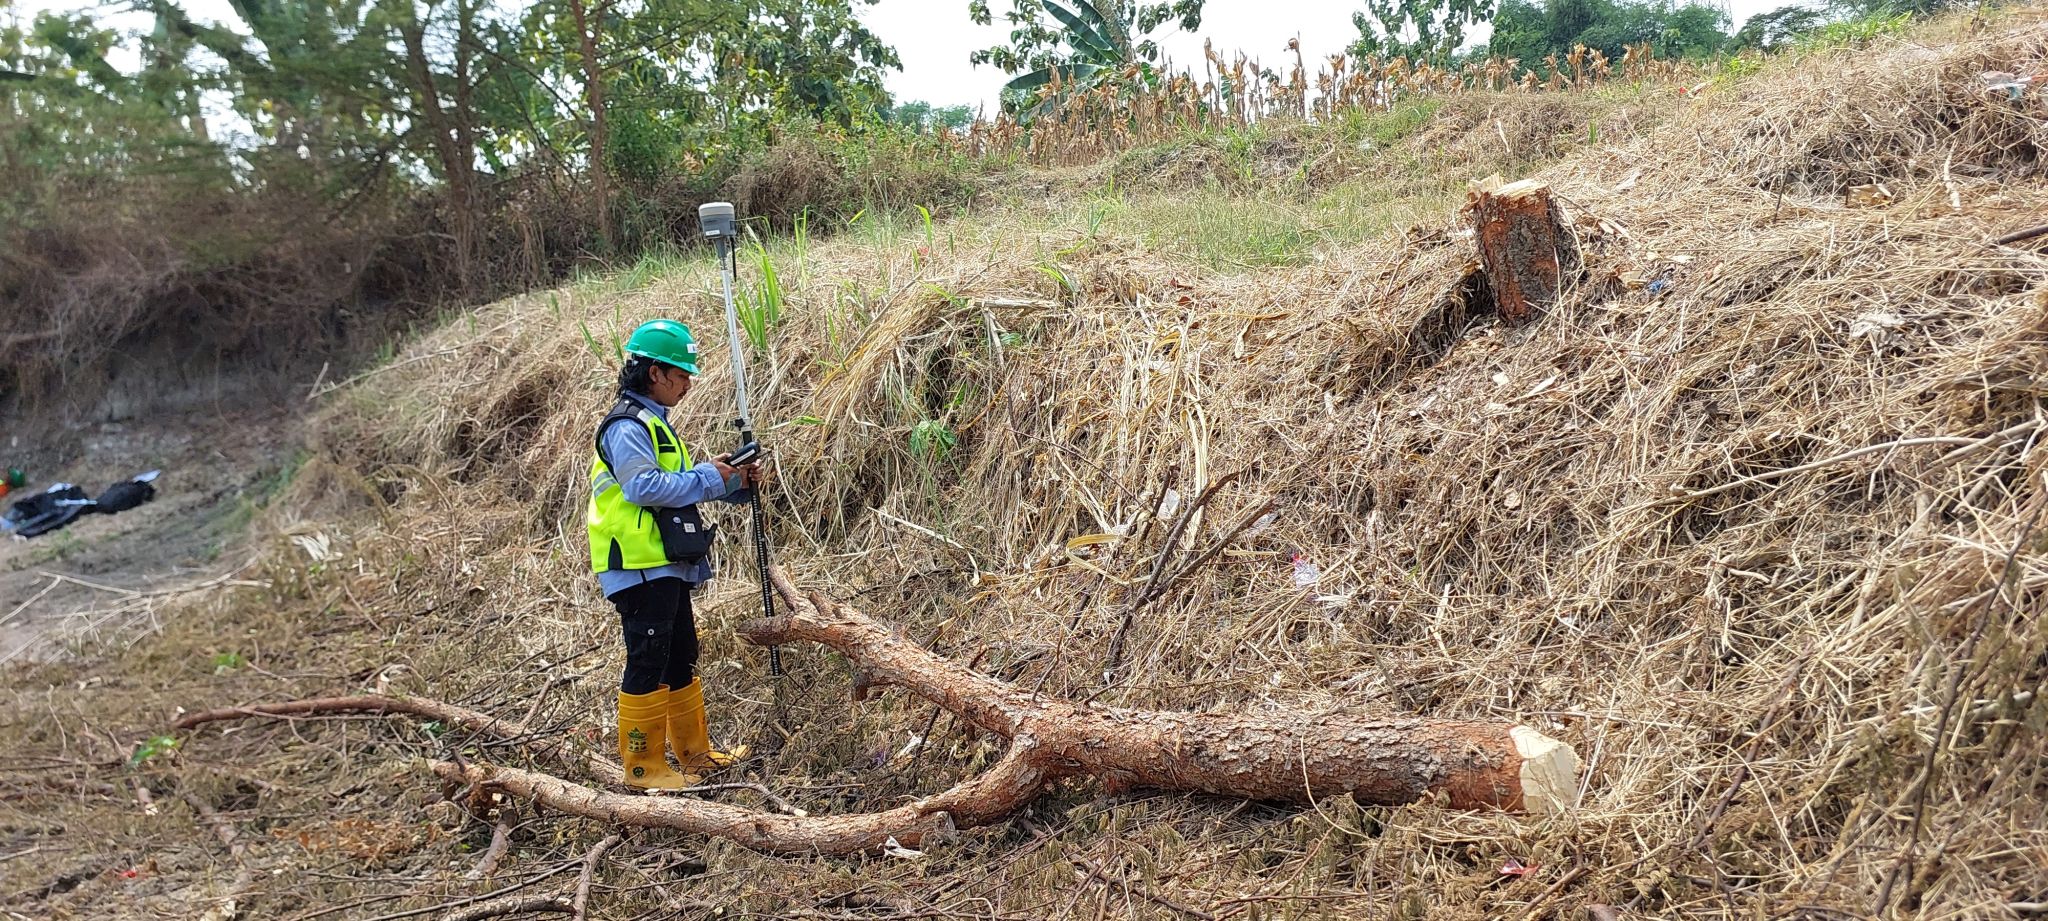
[745,568,1579,816]
[175,568,1578,857]
[1468,178,1580,323]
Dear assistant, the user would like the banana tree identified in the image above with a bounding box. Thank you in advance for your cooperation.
[969,0,1201,115]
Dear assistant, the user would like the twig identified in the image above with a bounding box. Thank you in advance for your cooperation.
[36,559,263,599]
[1653,436,1983,505]
[1104,470,1244,671]
[1618,647,1815,913]
[516,673,583,734]
[872,507,983,573]
[350,864,581,921]
[1,578,57,626]
[464,805,516,880]
[308,345,464,399]
[174,693,616,780]
[571,834,623,921]
[181,790,256,918]
[1136,494,1278,611]
[305,361,331,400]
[1874,502,2045,915]
[911,647,989,776]
[1685,653,1812,851]
[1133,470,1244,604]
[1071,858,1215,920]
[181,791,244,853]
[1990,223,2048,246]
[436,894,570,921]
[1515,863,1589,921]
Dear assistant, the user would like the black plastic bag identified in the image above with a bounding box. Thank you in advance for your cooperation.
[94,477,156,514]
[4,484,91,538]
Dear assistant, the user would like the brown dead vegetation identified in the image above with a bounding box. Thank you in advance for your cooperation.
[6,12,2048,921]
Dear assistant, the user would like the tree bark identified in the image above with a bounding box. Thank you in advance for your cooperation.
[399,13,478,294]
[175,569,1577,857]
[1468,178,1579,323]
[745,568,1578,814]
[566,0,610,249]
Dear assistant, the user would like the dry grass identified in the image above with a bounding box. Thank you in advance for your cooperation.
[6,10,2048,920]
[956,35,1710,168]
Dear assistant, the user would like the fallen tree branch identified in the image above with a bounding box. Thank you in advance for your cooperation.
[570,834,621,921]
[176,694,626,784]
[182,790,256,919]
[464,805,516,880]
[436,893,570,921]
[751,565,1578,815]
[423,742,1042,855]
[178,569,1577,857]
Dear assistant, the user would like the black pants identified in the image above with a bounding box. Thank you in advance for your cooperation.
[611,577,699,694]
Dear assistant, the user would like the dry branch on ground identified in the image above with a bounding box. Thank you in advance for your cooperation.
[175,567,1576,856]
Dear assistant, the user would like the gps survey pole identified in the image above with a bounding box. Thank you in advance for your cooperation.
[698,202,782,683]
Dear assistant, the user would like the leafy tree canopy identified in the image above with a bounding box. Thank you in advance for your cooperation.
[1351,0,1497,63]
[1485,0,1732,66]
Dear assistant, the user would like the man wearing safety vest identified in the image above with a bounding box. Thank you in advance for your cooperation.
[588,319,761,788]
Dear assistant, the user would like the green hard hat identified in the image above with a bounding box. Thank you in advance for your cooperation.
[623,319,700,374]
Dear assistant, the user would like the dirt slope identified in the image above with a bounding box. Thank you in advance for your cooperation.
[1,405,296,663]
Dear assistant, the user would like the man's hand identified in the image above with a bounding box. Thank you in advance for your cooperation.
[711,456,739,481]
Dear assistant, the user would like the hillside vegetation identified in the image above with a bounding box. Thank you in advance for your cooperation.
[6,10,2048,920]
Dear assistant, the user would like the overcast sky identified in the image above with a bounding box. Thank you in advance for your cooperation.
[17,0,1784,114]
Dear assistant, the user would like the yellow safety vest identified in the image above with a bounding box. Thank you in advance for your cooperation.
[587,398,695,573]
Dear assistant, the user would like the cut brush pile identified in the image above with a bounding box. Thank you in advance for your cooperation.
[7,12,2048,921]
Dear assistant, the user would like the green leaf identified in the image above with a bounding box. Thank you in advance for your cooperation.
[1041,0,1117,60]
[1066,0,1117,39]
[1003,62,1104,95]
[910,419,959,460]
[128,735,179,768]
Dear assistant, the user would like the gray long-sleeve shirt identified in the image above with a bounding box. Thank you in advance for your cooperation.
[596,391,749,598]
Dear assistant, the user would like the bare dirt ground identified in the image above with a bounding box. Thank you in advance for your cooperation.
[0,403,298,665]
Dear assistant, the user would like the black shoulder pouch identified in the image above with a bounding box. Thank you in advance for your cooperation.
[654,504,714,564]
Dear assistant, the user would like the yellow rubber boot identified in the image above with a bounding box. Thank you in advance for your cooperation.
[617,690,697,789]
[667,678,749,774]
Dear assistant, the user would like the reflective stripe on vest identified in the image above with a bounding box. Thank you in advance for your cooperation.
[587,403,695,574]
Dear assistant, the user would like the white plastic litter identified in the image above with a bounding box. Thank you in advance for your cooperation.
[1291,554,1321,587]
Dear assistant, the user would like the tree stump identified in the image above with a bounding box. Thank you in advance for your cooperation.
[1468,177,1580,324]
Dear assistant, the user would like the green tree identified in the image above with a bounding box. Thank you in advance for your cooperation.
[886,100,977,133]
[1482,0,1548,63]
[6,0,908,260]
[1730,3,1825,49]
[1,4,223,193]
[1351,0,1497,62]
[1482,0,1731,67]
